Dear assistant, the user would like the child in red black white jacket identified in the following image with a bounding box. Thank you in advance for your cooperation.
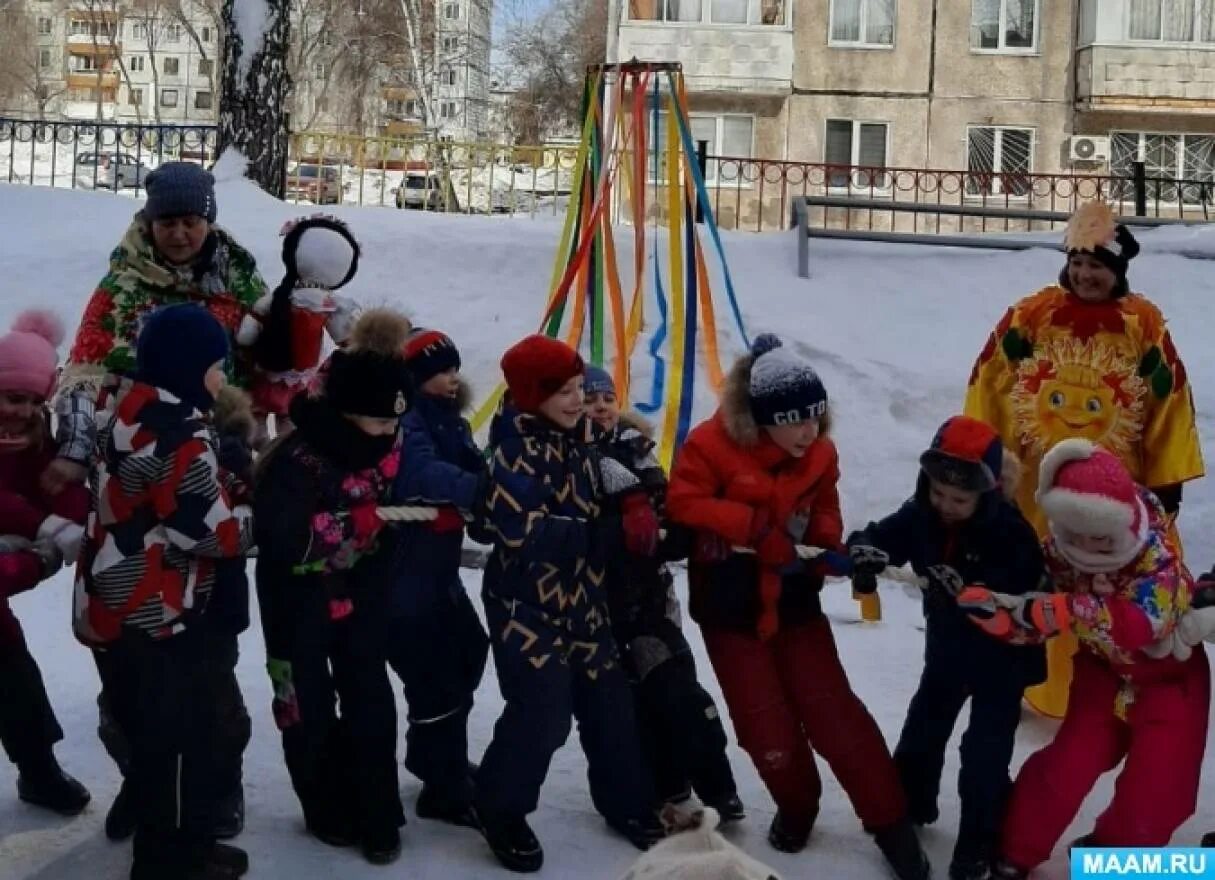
[956,439,1209,878]
[0,310,91,817]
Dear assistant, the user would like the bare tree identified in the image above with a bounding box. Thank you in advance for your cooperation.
[0,0,69,117]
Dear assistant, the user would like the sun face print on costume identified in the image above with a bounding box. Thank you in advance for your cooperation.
[1011,336,1146,460]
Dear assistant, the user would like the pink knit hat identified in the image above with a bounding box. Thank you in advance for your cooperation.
[0,310,66,400]
[1036,438,1148,573]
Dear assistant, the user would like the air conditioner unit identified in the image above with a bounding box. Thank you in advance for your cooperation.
[1068,135,1111,164]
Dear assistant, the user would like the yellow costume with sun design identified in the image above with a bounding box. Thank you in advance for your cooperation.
[964,204,1203,717]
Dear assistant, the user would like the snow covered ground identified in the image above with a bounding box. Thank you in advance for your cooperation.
[0,176,1213,879]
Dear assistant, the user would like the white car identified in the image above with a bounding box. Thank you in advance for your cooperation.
[75,151,153,190]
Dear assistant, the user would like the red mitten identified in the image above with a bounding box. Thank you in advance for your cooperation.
[348,503,384,543]
[429,506,466,535]
[749,509,795,568]
[620,491,660,557]
[694,532,731,563]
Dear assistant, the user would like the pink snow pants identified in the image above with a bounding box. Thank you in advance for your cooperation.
[1001,647,1210,871]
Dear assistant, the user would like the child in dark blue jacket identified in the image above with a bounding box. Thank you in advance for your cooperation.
[846,415,1047,880]
[388,329,490,829]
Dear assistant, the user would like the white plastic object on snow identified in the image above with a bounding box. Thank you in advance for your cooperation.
[619,807,782,880]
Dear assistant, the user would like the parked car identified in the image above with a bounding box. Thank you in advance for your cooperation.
[75,151,153,190]
[286,163,343,205]
[395,173,446,211]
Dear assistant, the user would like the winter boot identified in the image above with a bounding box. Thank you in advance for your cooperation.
[212,788,245,840]
[607,812,666,851]
[105,780,136,841]
[306,807,357,849]
[416,783,480,829]
[361,827,402,865]
[874,820,932,880]
[704,792,746,825]
[16,754,91,817]
[768,811,813,854]
[909,804,940,827]
[183,843,250,879]
[1203,832,1215,848]
[478,811,544,873]
[989,860,1028,880]
[948,856,991,880]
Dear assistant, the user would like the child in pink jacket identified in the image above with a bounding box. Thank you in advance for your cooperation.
[957,438,1209,878]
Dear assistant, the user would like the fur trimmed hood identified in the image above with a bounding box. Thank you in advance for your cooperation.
[617,410,655,439]
[212,385,256,440]
[347,307,413,357]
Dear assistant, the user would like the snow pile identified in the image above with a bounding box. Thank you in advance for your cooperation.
[0,179,1213,879]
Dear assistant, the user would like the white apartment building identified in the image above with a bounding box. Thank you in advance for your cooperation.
[432,0,492,140]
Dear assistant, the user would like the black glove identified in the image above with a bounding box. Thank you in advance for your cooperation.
[849,544,888,595]
[925,565,965,598]
[1194,584,1215,610]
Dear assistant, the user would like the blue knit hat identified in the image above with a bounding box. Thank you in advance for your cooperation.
[747,334,827,427]
[583,365,616,397]
[144,162,218,223]
[134,304,230,411]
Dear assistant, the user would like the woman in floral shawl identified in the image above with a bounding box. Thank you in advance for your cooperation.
[964,201,1203,718]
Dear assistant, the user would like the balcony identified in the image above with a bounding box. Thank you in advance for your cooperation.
[1075,44,1215,112]
[67,71,119,90]
[618,0,793,97]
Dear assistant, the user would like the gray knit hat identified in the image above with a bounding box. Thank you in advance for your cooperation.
[144,162,217,223]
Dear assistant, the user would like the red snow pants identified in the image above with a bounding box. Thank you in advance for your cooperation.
[1002,647,1211,871]
[703,617,907,835]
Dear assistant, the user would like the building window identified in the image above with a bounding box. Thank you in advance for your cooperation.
[128,87,143,106]
[316,97,329,113]
[1128,0,1215,42]
[441,67,457,86]
[70,18,115,38]
[161,88,178,107]
[198,58,214,76]
[313,62,328,79]
[129,56,145,72]
[37,85,51,100]
[649,111,754,185]
[440,100,458,119]
[970,0,1038,51]
[442,36,459,51]
[829,0,895,46]
[38,48,53,68]
[966,126,1033,196]
[194,90,212,110]
[627,0,787,24]
[69,54,99,71]
[163,24,182,43]
[1111,132,1215,203]
[37,16,52,34]
[201,26,212,42]
[387,98,420,118]
[163,56,180,75]
[132,23,147,40]
[443,2,461,19]
[824,119,889,188]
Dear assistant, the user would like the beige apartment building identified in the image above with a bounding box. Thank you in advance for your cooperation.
[613,0,1215,226]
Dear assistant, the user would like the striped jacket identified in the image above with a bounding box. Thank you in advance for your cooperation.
[73,381,254,645]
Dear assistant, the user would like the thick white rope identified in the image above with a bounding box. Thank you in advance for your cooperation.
[375,505,440,522]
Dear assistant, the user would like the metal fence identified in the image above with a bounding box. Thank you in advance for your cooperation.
[4,117,1213,234]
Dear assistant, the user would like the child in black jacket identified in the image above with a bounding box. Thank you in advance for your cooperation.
[584,366,740,821]
[847,415,1047,880]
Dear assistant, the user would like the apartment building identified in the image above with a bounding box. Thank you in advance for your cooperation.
[432,0,492,140]
[613,0,1215,224]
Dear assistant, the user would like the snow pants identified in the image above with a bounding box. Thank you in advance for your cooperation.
[702,617,907,838]
[894,656,1024,864]
[0,636,63,771]
[261,585,404,845]
[97,623,251,809]
[474,595,653,823]
[387,586,489,809]
[1002,648,1211,871]
[95,626,217,879]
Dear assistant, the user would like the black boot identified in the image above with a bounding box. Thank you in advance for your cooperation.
[607,812,666,851]
[949,856,991,880]
[416,783,481,829]
[306,807,357,849]
[478,811,544,873]
[874,820,932,880]
[16,755,91,817]
[768,811,813,854]
[105,780,136,841]
[212,788,245,840]
[909,804,940,827]
[183,843,250,879]
[1203,832,1215,848]
[989,860,1028,880]
[361,827,402,865]
[704,792,745,825]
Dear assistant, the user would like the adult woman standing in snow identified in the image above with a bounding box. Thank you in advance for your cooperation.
[964,201,1203,718]
[50,161,267,841]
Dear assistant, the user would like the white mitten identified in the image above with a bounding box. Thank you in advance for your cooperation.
[1178,606,1215,648]
[37,514,84,565]
[326,294,361,346]
[0,534,32,554]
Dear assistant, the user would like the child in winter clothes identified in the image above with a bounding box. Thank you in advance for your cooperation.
[74,304,256,880]
[0,311,91,817]
[956,439,1209,878]
[237,215,361,436]
[666,334,929,880]
[387,328,490,829]
[253,308,412,866]
[583,365,742,821]
[475,335,662,873]
[846,415,1047,880]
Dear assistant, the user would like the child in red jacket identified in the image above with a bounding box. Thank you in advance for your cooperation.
[0,310,91,815]
[667,334,928,880]
[957,439,1209,878]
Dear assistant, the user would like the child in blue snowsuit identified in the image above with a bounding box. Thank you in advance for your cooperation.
[474,335,661,873]
[388,329,490,828]
[846,415,1047,880]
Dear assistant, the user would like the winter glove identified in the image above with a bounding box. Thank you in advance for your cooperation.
[749,509,796,569]
[0,534,32,554]
[268,658,301,731]
[925,565,965,598]
[30,537,64,579]
[957,586,1069,643]
[348,503,384,544]
[619,490,661,558]
[1171,584,1215,656]
[429,506,467,535]
[598,456,642,496]
[848,544,888,595]
[694,532,732,563]
[36,514,84,565]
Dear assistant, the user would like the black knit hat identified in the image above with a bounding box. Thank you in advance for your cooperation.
[325,349,412,419]
[747,334,827,427]
[144,162,217,223]
[403,328,460,386]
